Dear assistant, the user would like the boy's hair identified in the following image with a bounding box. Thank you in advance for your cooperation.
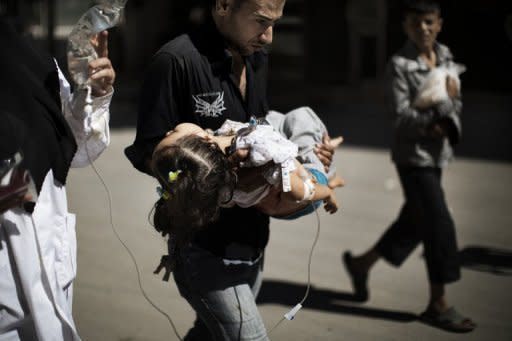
[402,0,441,16]
[151,135,236,243]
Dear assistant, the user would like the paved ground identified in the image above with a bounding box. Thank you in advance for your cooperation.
[67,129,512,341]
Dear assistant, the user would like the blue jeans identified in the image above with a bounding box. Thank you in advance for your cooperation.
[173,244,269,341]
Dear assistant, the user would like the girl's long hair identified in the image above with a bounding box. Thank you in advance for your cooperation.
[151,135,236,244]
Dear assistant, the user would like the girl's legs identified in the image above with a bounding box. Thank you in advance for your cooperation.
[266,107,332,176]
[266,108,344,190]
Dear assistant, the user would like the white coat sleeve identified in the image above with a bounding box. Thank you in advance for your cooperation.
[55,62,113,168]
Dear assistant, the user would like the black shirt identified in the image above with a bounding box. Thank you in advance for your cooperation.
[0,17,77,200]
[125,18,270,256]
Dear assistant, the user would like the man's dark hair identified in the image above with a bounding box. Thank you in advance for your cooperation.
[209,0,249,10]
[402,0,441,16]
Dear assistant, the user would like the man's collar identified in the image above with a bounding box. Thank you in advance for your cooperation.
[192,14,232,73]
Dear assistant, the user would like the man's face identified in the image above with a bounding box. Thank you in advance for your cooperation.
[403,11,442,52]
[216,0,285,56]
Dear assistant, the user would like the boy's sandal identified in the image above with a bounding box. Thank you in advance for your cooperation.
[342,251,369,302]
[420,307,476,333]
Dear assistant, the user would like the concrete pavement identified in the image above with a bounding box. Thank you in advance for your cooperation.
[67,129,512,340]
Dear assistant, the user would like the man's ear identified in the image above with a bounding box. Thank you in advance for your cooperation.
[215,0,232,16]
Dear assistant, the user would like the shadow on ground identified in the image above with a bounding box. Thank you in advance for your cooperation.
[459,246,512,276]
[257,279,417,323]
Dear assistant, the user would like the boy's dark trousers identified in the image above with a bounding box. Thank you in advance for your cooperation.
[375,166,461,284]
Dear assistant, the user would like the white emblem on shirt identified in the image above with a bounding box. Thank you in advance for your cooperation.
[192,92,227,118]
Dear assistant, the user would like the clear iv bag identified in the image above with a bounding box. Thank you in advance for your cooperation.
[67,0,127,89]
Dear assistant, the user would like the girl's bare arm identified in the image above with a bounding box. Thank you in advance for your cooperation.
[281,163,338,213]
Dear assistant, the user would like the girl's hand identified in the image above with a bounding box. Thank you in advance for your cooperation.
[323,190,338,214]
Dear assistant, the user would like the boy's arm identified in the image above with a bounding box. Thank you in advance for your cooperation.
[390,58,462,144]
[389,59,438,139]
[431,76,462,145]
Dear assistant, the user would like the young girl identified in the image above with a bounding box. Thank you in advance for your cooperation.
[151,111,342,241]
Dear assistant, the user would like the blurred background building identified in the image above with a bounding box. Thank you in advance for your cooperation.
[1,0,511,160]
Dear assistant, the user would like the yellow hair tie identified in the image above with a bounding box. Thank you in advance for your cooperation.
[168,170,182,183]
[156,186,170,200]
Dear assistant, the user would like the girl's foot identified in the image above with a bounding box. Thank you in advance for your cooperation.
[329,174,345,189]
[329,136,343,148]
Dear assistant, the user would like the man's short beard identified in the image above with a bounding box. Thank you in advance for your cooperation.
[223,31,252,56]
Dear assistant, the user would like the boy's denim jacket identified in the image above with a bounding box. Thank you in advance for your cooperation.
[388,40,462,168]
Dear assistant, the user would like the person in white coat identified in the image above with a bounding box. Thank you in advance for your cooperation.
[0,17,115,340]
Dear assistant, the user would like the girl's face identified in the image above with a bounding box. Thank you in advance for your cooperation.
[155,123,237,156]
[154,123,208,153]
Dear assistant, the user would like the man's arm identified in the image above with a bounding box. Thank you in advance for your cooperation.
[125,53,185,175]
[62,31,116,168]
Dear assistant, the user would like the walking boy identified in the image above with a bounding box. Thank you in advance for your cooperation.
[342,0,476,333]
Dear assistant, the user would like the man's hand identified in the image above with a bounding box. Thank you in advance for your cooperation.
[227,148,249,168]
[89,31,115,97]
[314,133,343,173]
[0,168,32,214]
[0,192,32,214]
